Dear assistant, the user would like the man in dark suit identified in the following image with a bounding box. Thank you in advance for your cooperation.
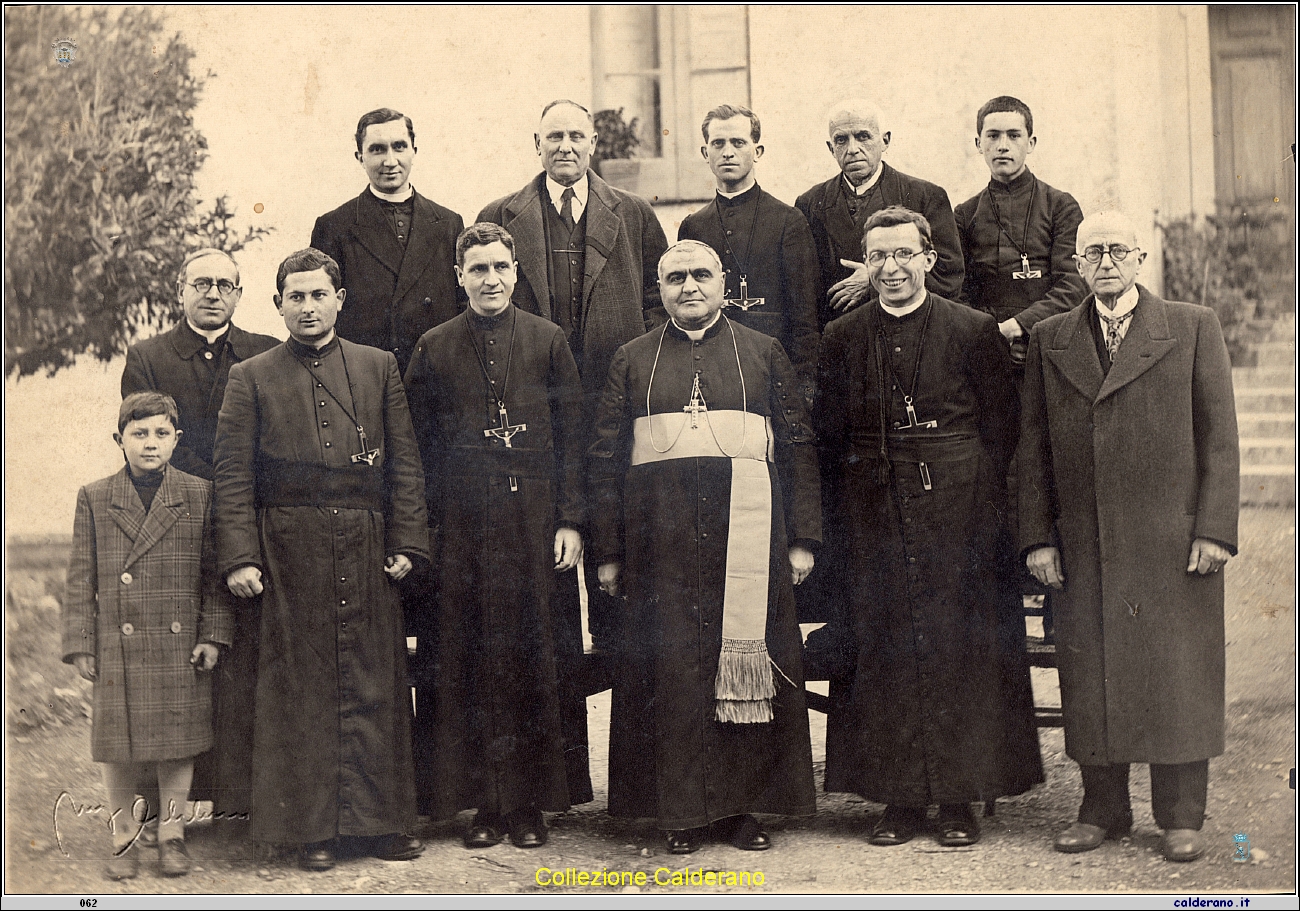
[1019,211,1239,863]
[311,108,464,375]
[477,99,669,655]
[795,99,963,326]
[120,248,278,823]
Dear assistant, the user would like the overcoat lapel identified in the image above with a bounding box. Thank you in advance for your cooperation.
[505,179,551,321]
[124,466,185,568]
[1094,290,1177,403]
[348,191,405,278]
[392,193,441,303]
[108,467,148,545]
[821,179,859,258]
[583,175,620,305]
[1045,303,1104,402]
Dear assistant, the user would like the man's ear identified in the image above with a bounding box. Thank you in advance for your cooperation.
[881,131,891,149]
[355,149,363,165]
[174,428,184,441]
[335,288,346,311]
[113,432,123,447]
[454,265,466,288]
[534,133,542,155]
[273,294,283,313]
[753,144,764,161]
[700,145,709,162]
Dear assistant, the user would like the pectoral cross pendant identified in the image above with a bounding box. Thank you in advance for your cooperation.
[351,427,380,465]
[484,404,527,448]
[723,275,765,311]
[901,395,938,430]
[1013,253,1042,280]
[683,372,708,428]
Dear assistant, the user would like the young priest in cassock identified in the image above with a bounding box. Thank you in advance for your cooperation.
[403,223,586,850]
[590,240,821,855]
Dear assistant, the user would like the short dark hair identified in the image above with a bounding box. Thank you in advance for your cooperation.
[355,108,415,152]
[456,222,516,267]
[540,99,592,124]
[701,104,760,143]
[976,95,1034,138]
[861,206,934,256]
[276,248,343,295]
[118,391,179,433]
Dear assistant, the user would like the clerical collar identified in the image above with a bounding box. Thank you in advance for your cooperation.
[185,319,230,346]
[989,167,1035,194]
[670,311,722,340]
[1095,285,1139,319]
[845,162,884,196]
[287,334,339,358]
[717,182,759,203]
[468,304,513,330]
[879,294,928,319]
[546,173,589,218]
[369,184,414,204]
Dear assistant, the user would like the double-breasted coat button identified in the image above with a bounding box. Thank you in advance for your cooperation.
[121,622,135,636]
[170,621,183,634]
[120,572,133,585]
[204,351,214,360]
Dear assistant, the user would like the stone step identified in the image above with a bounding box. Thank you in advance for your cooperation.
[1240,437,1296,465]
[1254,342,1294,367]
[1234,387,1295,412]
[1237,413,1296,437]
[1233,366,1295,387]
[1241,466,1296,507]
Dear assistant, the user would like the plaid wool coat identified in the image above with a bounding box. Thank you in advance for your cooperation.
[63,464,233,762]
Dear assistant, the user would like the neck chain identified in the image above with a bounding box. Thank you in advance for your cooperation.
[294,341,379,465]
[462,309,527,455]
[987,173,1039,278]
[646,316,748,457]
[713,192,763,302]
[873,300,935,482]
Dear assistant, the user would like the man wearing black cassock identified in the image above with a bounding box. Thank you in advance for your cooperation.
[677,104,820,390]
[214,248,428,872]
[403,223,585,850]
[816,207,1042,848]
[590,240,820,855]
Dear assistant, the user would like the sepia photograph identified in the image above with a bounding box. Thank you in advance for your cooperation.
[5,4,1296,904]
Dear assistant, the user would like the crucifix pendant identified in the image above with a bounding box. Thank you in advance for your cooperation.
[484,404,527,448]
[901,396,938,430]
[723,274,765,311]
[1013,253,1042,280]
[683,373,708,428]
[350,426,380,465]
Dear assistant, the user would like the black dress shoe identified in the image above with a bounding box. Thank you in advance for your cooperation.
[464,814,504,849]
[1054,812,1133,854]
[373,832,423,861]
[299,840,337,872]
[869,806,924,847]
[507,808,548,849]
[666,827,706,855]
[936,804,981,847]
[712,815,771,851]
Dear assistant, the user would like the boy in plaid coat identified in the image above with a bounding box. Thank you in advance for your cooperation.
[63,392,232,880]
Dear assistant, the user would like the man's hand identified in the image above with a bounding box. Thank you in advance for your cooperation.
[598,562,622,599]
[789,546,815,586]
[554,528,583,572]
[226,566,264,598]
[384,554,413,581]
[998,318,1025,342]
[190,643,220,672]
[72,653,96,682]
[1187,538,1231,575]
[828,259,874,312]
[1026,546,1066,589]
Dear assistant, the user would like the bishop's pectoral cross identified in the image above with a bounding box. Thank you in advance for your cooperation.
[683,372,708,428]
[350,426,380,466]
[1012,253,1042,280]
[485,404,527,492]
[900,395,938,431]
[723,274,765,311]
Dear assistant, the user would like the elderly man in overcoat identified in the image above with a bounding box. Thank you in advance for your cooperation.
[1018,211,1239,863]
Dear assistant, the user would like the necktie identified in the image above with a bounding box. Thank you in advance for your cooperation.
[1100,310,1134,360]
[560,187,576,231]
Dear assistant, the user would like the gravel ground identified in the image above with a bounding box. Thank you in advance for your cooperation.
[6,507,1294,899]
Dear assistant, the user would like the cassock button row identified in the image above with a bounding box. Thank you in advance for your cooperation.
[170,621,182,634]
[340,576,347,583]
[204,351,214,360]
[120,572,133,585]
[121,623,134,635]
[894,347,902,353]
[340,599,347,606]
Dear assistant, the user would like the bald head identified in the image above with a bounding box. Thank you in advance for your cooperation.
[1074,211,1147,304]
[536,100,597,186]
[1076,211,1140,253]
[825,98,890,187]
[657,240,723,279]
[826,98,885,136]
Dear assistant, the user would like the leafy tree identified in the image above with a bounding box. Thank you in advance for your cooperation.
[4,6,269,378]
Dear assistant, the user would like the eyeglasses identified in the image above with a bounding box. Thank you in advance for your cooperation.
[866,248,930,268]
[187,278,239,295]
[1080,244,1137,264]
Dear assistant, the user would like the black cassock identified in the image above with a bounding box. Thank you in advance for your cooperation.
[815,296,1043,806]
[589,317,820,830]
[403,306,588,818]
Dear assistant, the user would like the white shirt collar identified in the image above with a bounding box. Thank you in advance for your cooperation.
[546,173,589,220]
[845,162,884,196]
[673,311,722,340]
[717,179,757,199]
[186,320,231,345]
[1096,285,1139,319]
[879,294,927,319]
[368,183,414,203]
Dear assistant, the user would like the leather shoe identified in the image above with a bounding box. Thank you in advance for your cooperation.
[137,820,159,849]
[158,838,191,877]
[1161,828,1205,863]
[936,804,980,847]
[104,845,139,881]
[298,840,337,872]
[1054,813,1132,854]
[713,815,771,851]
[507,809,548,849]
[666,827,706,855]
[373,832,423,861]
[464,815,504,849]
[869,806,924,846]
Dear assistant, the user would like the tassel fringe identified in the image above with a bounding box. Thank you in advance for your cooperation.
[714,638,775,724]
